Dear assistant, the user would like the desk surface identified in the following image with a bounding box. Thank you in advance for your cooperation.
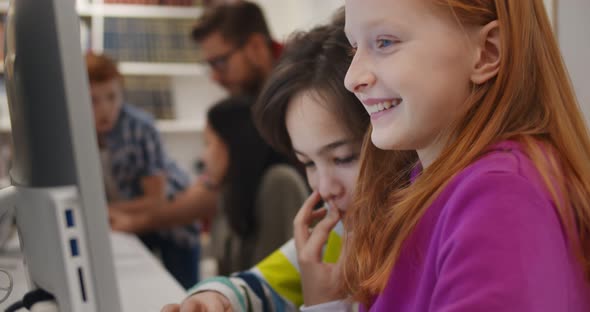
[0,230,187,311]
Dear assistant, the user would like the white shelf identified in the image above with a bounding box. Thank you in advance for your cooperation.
[156,119,204,133]
[119,62,206,77]
[76,3,93,17]
[0,119,204,133]
[87,4,202,19]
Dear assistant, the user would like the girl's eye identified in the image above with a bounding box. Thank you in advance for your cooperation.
[377,39,396,49]
[334,154,359,165]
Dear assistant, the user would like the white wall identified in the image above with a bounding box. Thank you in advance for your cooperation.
[162,131,204,176]
[255,0,344,40]
[557,0,590,126]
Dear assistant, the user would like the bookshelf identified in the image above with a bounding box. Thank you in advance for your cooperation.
[0,0,221,136]
[0,0,226,174]
[82,0,210,130]
[0,0,358,178]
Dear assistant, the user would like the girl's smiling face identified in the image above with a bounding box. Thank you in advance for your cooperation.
[344,0,480,167]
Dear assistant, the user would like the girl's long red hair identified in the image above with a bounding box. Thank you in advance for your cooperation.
[342,0,590,305]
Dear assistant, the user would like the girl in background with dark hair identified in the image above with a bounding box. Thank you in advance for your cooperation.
[202,96,308,275]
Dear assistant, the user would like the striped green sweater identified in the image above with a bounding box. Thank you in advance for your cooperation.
[188,222,344,311]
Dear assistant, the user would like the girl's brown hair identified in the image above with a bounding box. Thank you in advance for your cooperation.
[253,9,369,158]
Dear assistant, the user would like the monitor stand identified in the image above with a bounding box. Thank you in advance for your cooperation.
[0,185,98,311]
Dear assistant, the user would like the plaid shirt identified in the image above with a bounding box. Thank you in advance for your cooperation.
[103,104,199,246]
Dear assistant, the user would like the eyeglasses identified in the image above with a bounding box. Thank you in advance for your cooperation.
[205,45,243,73]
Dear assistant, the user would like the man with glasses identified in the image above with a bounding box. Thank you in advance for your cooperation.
[192,1,283,97]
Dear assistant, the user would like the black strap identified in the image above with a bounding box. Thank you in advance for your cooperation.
[5,288,55,312]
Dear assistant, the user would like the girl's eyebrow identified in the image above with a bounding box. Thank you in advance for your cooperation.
[318,139,356,155]
[347,17,406,40]
[294,139,356,158]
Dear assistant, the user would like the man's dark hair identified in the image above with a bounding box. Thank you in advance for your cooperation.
[192,1,272,47]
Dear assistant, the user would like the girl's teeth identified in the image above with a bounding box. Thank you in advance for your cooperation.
[366,99,401,114]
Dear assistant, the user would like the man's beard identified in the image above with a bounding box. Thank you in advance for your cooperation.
[238,58,266,97]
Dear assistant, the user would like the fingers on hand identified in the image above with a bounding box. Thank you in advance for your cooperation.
[294,191,322,250]
[303,207,341,261]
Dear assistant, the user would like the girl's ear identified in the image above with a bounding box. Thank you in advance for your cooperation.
[470,20,501,85]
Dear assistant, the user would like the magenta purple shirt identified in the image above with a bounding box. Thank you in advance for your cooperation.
[363,141,590,311]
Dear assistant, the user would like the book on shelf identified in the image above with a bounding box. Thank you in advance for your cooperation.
[124,76,175,120]
[104,18,201,63]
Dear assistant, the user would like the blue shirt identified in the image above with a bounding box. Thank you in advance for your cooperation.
[103,104,189,200]
[103,104,199,247]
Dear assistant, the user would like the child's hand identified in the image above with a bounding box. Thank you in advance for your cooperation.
[293,191,346,306]
[161,291,232,312]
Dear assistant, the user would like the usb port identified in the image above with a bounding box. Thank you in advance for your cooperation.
[65,209,75,228]
[69,238,79,257]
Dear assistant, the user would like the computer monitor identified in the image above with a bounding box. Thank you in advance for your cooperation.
[1,0,122,311]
